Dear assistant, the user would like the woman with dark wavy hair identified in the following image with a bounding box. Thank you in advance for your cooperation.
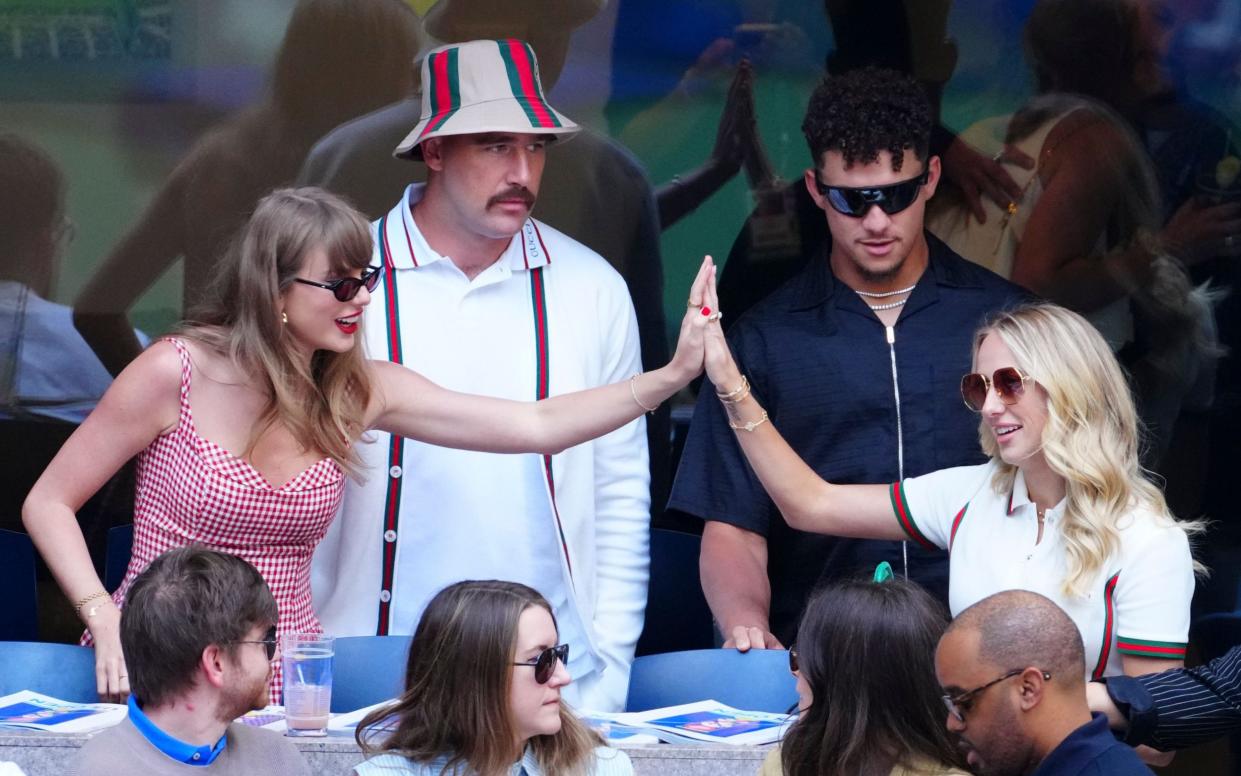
[761,574,966,776]
[354,580,632,776]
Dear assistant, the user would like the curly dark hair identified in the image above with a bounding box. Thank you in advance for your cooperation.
[801,67,931,171]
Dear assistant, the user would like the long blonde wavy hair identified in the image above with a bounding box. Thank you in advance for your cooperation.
[977,303,1203,596]
[182,187,373,477]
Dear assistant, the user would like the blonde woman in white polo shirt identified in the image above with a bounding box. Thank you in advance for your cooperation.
[702,302,1199,681]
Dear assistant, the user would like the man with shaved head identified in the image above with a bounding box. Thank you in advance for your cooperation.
[934,590,1153,776]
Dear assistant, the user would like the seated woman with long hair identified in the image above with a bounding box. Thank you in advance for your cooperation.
[761,572,967,776]
[353,580,632,776]
[700,300,1199,684]
[22,187,716,702]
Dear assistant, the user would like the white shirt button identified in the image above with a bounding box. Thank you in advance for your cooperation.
[383,530,397,543]
[389,465,403,478]
[379,589,392,603]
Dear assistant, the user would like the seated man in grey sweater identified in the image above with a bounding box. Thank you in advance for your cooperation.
[70,547,309,775]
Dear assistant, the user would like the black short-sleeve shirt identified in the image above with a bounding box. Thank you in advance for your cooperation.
[668,233,1029,643]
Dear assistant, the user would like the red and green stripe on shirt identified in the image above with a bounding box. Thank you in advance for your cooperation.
[889,482,1186,673]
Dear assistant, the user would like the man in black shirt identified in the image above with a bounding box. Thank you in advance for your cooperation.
[669,68,1026,650]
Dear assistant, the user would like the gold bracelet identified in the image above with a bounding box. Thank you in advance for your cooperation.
[629,374,658,414]
[717,375,748,401]
[728,410,769,432]
[74,590,110,616]
[719,383,751,405]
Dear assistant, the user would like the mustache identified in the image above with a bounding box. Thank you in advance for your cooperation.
[487,187,536,208]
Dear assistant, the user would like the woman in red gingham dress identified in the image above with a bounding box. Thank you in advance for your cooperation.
[83,338,343,703]
[23,187,717,703]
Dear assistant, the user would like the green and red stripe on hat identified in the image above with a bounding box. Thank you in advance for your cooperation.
[393,38,579,160]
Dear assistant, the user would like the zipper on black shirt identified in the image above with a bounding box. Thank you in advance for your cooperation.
[886,324,909,577]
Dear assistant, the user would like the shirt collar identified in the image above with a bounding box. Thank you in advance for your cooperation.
[1006,469,1066,518]
[513,746,539,775]
[381,183,549,274]
[1030,714,1125,776]
[789,230,983,313]
[127,695,227,766]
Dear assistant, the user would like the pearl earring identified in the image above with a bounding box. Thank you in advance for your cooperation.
[281,312,288,324]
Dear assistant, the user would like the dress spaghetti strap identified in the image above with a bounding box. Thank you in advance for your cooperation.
[161,337,195,424]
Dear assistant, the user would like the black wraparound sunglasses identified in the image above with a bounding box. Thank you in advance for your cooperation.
[815,169,929,217]
[294,266,382,302]
[513,643,570,684]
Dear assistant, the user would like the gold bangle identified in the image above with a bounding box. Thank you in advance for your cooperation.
[629,374,658,414]
[728,410,769,432]
[717,375,749,402]
[74,590,110,615]
[719,384,751,405]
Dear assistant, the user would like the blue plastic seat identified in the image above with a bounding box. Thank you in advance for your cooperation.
[635,529,715,657]
[625,648,798,713]
[104,524,134,592]
[330,635,412,712]
[0,642,98,702]
[0,530,38,641]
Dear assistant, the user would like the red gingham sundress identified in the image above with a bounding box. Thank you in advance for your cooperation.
[83,338,344,703]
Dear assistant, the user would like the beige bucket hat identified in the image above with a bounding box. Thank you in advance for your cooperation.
[393,38,580,160]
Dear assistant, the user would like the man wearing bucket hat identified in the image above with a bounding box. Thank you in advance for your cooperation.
[310,38,650,712]
[298,0,672,522]
[390,39,580,158]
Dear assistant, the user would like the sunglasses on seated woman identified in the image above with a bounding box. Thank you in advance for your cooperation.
[814,169,929,217]
[960,367,1032,412]
[513,643,570,684]
[294,266,382,301]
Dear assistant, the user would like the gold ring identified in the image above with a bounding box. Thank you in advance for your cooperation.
[707,311,723,322]
[688,300,702,308]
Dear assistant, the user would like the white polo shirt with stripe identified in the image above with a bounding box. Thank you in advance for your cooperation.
[311,184,650,712]
[890,460,1193,679]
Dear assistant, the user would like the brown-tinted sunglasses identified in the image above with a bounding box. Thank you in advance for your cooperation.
[960,367,1032,412]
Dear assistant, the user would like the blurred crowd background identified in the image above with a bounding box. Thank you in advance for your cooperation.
[2,0,1240,691]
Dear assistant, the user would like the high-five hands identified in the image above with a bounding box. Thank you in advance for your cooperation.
[669,256,722,382]
[698,260,743,390]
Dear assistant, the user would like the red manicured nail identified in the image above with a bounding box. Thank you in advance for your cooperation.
[701,306,712,316]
